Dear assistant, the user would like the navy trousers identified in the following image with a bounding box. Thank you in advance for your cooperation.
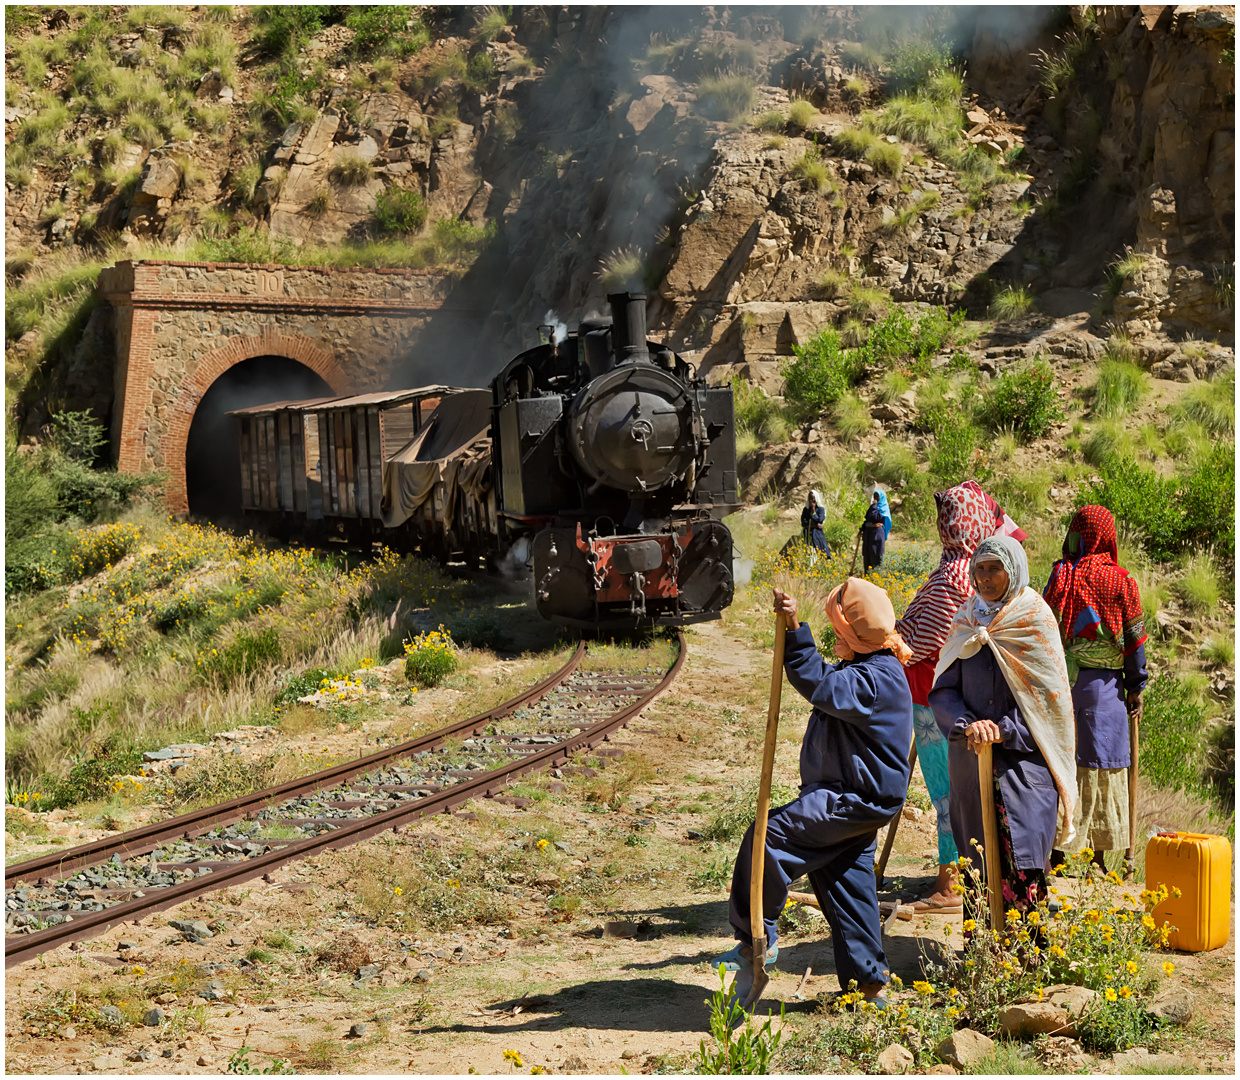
[727,786,893,991]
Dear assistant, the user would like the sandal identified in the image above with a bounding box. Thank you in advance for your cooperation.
[711,942,778,971]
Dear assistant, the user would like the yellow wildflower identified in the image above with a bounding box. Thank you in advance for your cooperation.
[1162,961,1175,976]
[1104,987,1117,1002]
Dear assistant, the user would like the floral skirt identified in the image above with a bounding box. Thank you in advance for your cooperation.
[964,776,1048,936]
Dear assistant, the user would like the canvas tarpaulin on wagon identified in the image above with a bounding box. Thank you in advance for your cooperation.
[381,390,493,528]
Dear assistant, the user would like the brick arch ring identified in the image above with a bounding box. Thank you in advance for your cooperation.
[163,331,356,515]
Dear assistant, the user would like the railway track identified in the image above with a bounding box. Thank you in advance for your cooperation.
[5,635,685,968]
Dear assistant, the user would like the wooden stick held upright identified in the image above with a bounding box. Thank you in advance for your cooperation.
[847,532,862,576]
[744,610,786,1009]
[977,743,1004,931]
[875,737,918,885]
[1126,708,1140,873]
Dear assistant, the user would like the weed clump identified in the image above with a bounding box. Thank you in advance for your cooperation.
[403,628,458,687]
[983,360,1064,441]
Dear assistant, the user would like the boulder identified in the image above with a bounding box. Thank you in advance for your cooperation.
[1043,983,1099,1022]
[935,1029,994,1070]
[998,1000,1072,1038]
[1146,986,1193,1026]
[875,1043,914,1074]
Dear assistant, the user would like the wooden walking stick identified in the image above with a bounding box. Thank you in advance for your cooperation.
[847,532,862,575]
[977,743,1004,931]
[875,737,918,886]
[743,609,786,1010]
[1126,704,1140,877]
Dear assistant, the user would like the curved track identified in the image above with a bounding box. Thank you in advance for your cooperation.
[6,635,684,968]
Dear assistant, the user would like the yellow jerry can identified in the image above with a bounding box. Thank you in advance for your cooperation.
[1145,831,1232,952]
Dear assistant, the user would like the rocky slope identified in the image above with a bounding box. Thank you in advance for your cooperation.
[4,5,1234,447]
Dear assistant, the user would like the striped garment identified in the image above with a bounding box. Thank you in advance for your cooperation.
[896,484,999,663]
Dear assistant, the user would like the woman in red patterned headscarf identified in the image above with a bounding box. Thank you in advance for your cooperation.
[895,483,1014,911]
[1043,505,1148,873]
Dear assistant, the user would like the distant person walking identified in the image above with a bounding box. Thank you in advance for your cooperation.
[801,490,830,554]
[930,536,1077,924]
[1043,506,1148,872]
[860,492,887,572]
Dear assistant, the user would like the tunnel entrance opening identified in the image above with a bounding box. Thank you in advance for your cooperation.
[185,355,332,520]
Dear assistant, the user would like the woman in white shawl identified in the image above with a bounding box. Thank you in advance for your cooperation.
[928,536,1077,924]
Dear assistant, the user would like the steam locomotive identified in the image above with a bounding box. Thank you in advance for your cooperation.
[229,292,738,630]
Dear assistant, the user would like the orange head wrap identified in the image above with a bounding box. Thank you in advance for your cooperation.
[824,577,913,664]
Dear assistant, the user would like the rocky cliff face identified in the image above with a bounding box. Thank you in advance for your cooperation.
[5,5,1234,424]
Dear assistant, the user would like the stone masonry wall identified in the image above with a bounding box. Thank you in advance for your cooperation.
[102,259,452,513]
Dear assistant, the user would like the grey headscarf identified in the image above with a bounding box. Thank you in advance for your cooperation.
[970,535,1029,619]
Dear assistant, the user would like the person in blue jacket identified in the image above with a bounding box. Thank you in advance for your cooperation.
[801,490,829,554]
[860,492,887,572]
[722,578,914,1008]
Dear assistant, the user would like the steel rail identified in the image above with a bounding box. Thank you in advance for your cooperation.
[5,642,586,889]
[5,634,683,968]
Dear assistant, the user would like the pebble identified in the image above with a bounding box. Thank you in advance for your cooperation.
[142,1008,163,1027]
[346,1022,366,1039]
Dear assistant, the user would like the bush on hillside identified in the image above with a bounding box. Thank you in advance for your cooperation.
[984,360,1063,440]
[252,5,332,60]
[5,414,159,595]
[860,305,966,375]
[345,5,429,57]
[373,187,428,235]
[782,329,864,414]
[1086,445,1234,564]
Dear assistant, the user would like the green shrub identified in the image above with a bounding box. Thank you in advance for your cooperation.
[875,370,912,403]
[782,329,864,414]
[43,741,146,811]
[833,126,877,159]
[984,360,1063,440]
[1140,675,1209,798]
[198,626,283,684]
[693,968,784,1074]
[732,378,790,447]
[1178,442,1235,558]
[754,110,785,133]
[925,406,984,487]
[705,779,798,841]
[847,285,889,320]
[1173,371,1234,436]
[790,146,831,192]
[1176,552,1220,613]
[787,99,817,129]
[372,187,428,234]
[1093,360,1147,418]
[403,628,458,687]
[347,5,429,57]
[830,393,871,442]
[697,75,757,123]
[1088,459,1180,557]
[888,38,953,94]
[251,5,330,60]
[329,153,373,186]
[990,285,1034,320]
[867,443,919,490]
[867,140,904,177]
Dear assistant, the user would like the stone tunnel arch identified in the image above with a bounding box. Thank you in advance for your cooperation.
[164,332,354,516]
[185,355,334,519]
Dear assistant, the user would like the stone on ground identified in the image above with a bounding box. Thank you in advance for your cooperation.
[998,1000,1071,1037]
[1146,985,1193,1026]
[875,1043,914,1073]
[935,1028,994,1069]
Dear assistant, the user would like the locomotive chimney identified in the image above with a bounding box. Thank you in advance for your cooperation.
[607,292,650,365]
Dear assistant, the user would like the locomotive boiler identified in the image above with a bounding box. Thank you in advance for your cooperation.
[492,292,738,628]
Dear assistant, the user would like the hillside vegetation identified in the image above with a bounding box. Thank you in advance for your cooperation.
[4,6,1233,835]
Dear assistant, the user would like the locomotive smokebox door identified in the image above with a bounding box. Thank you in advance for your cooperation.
[566,365,700,494]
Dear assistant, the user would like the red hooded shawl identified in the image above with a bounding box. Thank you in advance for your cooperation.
[1043,505,1148,655]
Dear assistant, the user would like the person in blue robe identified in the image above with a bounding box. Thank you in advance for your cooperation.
[722,579,914,1008]
[929,537,1070,927]
[861,492,887,571]
[801,490,829,553]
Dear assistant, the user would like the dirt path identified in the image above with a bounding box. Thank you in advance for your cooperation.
[5,616,1234,1074]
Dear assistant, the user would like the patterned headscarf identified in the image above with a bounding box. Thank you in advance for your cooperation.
[1043,505,1147,655]
[962,480,1027,543]
[896,483,998,663]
